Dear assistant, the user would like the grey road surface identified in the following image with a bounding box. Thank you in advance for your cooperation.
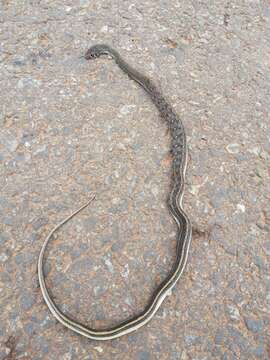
[0,1,269,359]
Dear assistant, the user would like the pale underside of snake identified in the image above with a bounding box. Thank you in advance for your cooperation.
[38,44,192,340]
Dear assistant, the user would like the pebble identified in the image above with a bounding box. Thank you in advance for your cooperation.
[236,204,245,213]
[69,258,93,274]
[83,216,97,230]
[248,146,261,156]
[209,226,224,243]
[189,184,199,195]
[185,334,202,346]
[0,134,18,152]
[262,242,270,256]
[25,323,35,335]
[226,143,240,154]
[20,293,35,311]
[100,25,108,33]
[109,198,128,213]
[0,348,10,360]
[214,329,225,345]
[263,6,270,17]
[111,241,124,252]
[226,326,249,352]
[13,56,26,66]
[94,346,103,353]
[151,184,159,197]
[180,351,188,360]
[80,0,90,7]
[32,217,48,231]
[253,255,267,270]
[0,232,10,245]
[0,253,8,262]
[121,264,129,279]
[104,256,114,273]
[34,336,49,355]
[244,318,264,333]
[17,77,41,89]
[119,104,136,116]
[136,350,151,360]
[99,233,114,245]
[173,47,185,63]
[252,344,266,358]
[93,285,107,297]
[226,304,240,321]
[210,188,228,208]
[33,145,48,157]
[61,353,72,360]
[0,198,11,211]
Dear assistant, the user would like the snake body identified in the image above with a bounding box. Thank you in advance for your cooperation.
[38,44,192,340]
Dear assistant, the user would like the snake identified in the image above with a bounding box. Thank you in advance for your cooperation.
[38,44,192,340]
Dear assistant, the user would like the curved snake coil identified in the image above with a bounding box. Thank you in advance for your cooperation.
[38,44,192,340]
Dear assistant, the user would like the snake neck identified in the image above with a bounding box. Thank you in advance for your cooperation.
[111,52,175,118]
[101,45,186,177]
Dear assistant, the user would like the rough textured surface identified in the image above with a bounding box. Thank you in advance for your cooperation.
[0,1,270,359]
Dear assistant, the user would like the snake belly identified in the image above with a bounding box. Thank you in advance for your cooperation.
[38,44,192,340]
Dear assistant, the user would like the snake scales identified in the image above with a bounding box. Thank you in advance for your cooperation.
[38,44,192,340]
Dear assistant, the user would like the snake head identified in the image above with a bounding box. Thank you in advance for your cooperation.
[84,44,112,60]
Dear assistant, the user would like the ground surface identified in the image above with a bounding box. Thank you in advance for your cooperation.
[0,1,270,359]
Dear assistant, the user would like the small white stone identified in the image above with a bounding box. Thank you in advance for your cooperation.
[260,150,269,160]
[226,143,240,154]
[7,139,18,152]
[33,145,47,155]
[104,257,114,273]
[227,304,240,321]
[94,346,103,353]
[100,25,108,33]
[151,184,159,197]
[121,264,129,279]
[62,353,72,360]
[0,253,8,262]
[180,350,188,360]
[17,79,25,89]
[189,184,199,196]
[80,0,90,7]
[113,170,120,178]
[3,347,10,356]
[266,292,270,305]
[236,204,245,213]
[117,143,126,151]
[24,153,31,162]
[189,177,208,196]
[93,286,101,296]
[119,104,136,116]
[248,146,261,156]
[112,197,120,205]
[124,297,132,306]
